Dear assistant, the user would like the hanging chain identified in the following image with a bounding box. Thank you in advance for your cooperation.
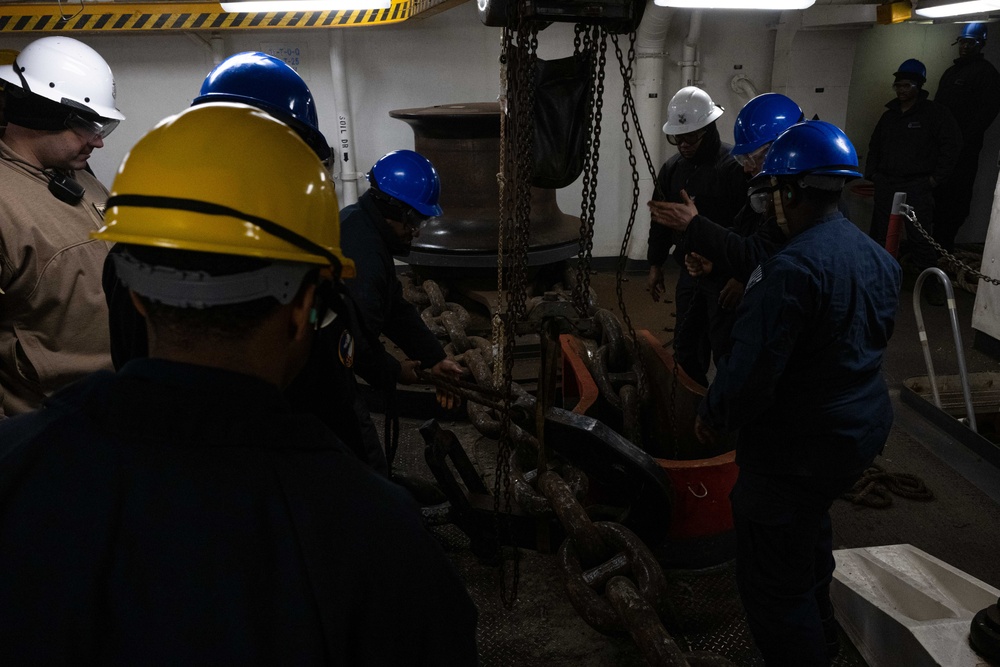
[493,34,510,391]
[494,16,538,608]
[609,31,651,402]
[571,23,593,317]
[571,25,605,318]
[902,205,1000,286]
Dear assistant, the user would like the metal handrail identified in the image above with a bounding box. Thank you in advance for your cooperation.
[912,267,978,432]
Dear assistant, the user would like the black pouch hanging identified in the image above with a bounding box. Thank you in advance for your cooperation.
[531,52,592,189]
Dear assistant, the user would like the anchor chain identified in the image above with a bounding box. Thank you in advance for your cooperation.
[537,469,737,667]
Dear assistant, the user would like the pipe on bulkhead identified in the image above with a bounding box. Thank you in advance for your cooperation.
[730,73,759,100]
[329,31,360,206]
[210,33,224,66]
[770,10,802,96]
[182,31,225,67]
[680,9,702,88]
[630,1,674,260]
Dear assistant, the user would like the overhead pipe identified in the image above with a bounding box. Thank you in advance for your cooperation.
[770,10,802,96]
[629,1,674,260]
[183,31,225,66]
[680,9,702,88]
[210,33,224,66]
[329,31,360,206]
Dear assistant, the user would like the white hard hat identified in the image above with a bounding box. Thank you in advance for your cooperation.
[0,36,123,121]
[662,86,723,136]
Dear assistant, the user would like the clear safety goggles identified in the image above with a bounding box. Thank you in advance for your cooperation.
[892,81,918,91]
[666,129,707,147]
[734,143,771,171]
[65,112,120,141]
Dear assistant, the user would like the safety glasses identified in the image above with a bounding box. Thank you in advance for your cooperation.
[734,143,771,170]
[65,112,120,141]
[666,129,707,147]
[892,81,917,91]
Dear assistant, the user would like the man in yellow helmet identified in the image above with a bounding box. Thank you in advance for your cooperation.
[0,103,478,664]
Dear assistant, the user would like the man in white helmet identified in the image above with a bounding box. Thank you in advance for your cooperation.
[0,37,124,417]
[646,86,746,387]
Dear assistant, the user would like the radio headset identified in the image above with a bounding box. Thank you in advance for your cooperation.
[0,154,85,205]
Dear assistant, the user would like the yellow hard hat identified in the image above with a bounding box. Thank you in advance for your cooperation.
[93,102,354,277]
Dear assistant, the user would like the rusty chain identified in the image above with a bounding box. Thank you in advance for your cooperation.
[537,469,737,666]
[572,25,607,318]
[494,11,539,606]
[610,30,661,402]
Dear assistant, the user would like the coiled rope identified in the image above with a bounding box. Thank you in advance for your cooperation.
[841,463,934,508]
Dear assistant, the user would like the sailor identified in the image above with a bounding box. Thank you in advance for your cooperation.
[696,121,901,666]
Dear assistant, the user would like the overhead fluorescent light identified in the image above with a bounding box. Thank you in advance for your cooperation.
[220,0,390,11]
[653,0,814,8]
[915,0,1000,18]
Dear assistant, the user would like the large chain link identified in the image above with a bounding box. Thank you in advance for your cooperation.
[902,204,1000,287]
[537,469,737,666]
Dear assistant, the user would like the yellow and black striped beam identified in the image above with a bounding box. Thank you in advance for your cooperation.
[0,0,415,32]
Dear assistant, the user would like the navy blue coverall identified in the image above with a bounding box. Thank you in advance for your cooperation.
[700,212,901,666]
[933,53,1000,250]
[866,90,962,269]
[648,124,747,386]
[339,193,448,392]
[0,359,478,665]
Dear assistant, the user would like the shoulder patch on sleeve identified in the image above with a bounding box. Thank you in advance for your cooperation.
[746,264,763,291]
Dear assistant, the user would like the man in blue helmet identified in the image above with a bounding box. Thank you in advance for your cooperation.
[866,58,961,304]
[339,151,464,451]
[933,22,1000,252]
[695,121,901,666]
[102,52,391,475]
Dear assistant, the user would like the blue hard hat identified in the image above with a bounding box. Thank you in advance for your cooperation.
[732,93,804,156]
[193,52,331,162]
[756,120,863,182]
[893,58,927,84]
[956,22,988,45]
[369,150,443,217]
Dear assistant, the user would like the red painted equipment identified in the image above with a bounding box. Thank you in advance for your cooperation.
[885,191,907,258]
[559,330,737,545]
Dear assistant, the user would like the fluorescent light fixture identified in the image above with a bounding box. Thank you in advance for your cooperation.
[220,0,390,11]
[653,0,814,8]
[915,0,1000,17]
